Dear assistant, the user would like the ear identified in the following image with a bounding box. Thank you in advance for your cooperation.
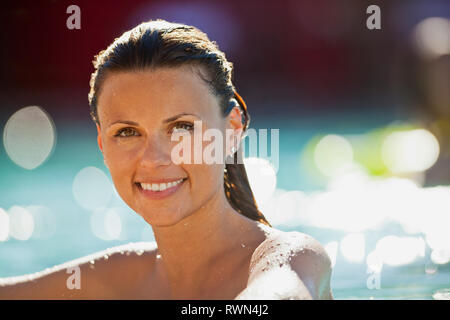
[96,123,103,153]
[228,106,244,131]
[227,106,244,151]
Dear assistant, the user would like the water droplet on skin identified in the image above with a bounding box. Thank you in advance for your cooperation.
[241,243,246,248]
[156,254,161,259]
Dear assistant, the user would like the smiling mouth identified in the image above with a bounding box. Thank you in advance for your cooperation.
[135,178,188,192]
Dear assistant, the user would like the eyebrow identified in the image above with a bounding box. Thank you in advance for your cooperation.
[108,120,139,128]
[108,113,200,128]
[163,113,200,123]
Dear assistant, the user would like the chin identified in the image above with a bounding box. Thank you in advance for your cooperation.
[138,206,191,227]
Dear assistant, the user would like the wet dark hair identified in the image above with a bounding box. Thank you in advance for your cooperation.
[88,19,271,227]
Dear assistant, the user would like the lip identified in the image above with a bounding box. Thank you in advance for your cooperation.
[135,178,187,200]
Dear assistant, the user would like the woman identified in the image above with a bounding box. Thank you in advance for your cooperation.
[0,20,332,300]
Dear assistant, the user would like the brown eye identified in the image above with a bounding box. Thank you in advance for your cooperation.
[114,127,140,137]
[171,122,194,134]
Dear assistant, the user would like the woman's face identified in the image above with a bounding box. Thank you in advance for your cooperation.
[96,65,240,226]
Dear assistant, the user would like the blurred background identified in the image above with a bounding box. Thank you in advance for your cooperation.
[0,0,449,299]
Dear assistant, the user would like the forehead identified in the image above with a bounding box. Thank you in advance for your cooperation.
[96,65,221,125]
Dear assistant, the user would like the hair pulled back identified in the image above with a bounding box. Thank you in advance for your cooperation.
[88,20,271,227]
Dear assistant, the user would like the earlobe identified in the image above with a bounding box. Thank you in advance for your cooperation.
[228,107,244,132]
[227,107,244,156]
[231,108,244,142]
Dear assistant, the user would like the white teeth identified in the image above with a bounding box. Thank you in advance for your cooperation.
[140,179,184,191]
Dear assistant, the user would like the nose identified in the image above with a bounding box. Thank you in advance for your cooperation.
[139,134,172,169]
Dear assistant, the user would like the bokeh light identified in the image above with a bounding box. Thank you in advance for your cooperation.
[90,207,122,241]
[26,205,56,239]
[0,208,9,242]
[314,134,354,178]
[304,187,386,232]
[432,289,450,300]
[273,190,307,226]
[430,249,450,265]
[366,250,383,273]
[372,235,425,267]
[8,206,35,241]
[426,230,450,265]
[3,106,56,170]
[72,166,113,211]
[381,129,440,174]
[413,17,450,60]
[244,157,277,207]
[261,189,307,227]
[340,233,365,263]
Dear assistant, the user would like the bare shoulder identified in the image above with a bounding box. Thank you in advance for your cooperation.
[252,227,328,258]
[243,226,333,300]
[281,231,333,299]
[0,241,158,299]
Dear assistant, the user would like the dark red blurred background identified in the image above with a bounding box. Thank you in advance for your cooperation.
[0,0,400,119]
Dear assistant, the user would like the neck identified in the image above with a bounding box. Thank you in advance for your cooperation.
[151,189,266,297]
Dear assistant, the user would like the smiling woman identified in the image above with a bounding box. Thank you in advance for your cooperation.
[0,19,332,300]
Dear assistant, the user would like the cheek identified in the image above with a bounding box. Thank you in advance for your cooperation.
[187,163,224,198]
[103,141,139,191]
[103,138,139,169]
